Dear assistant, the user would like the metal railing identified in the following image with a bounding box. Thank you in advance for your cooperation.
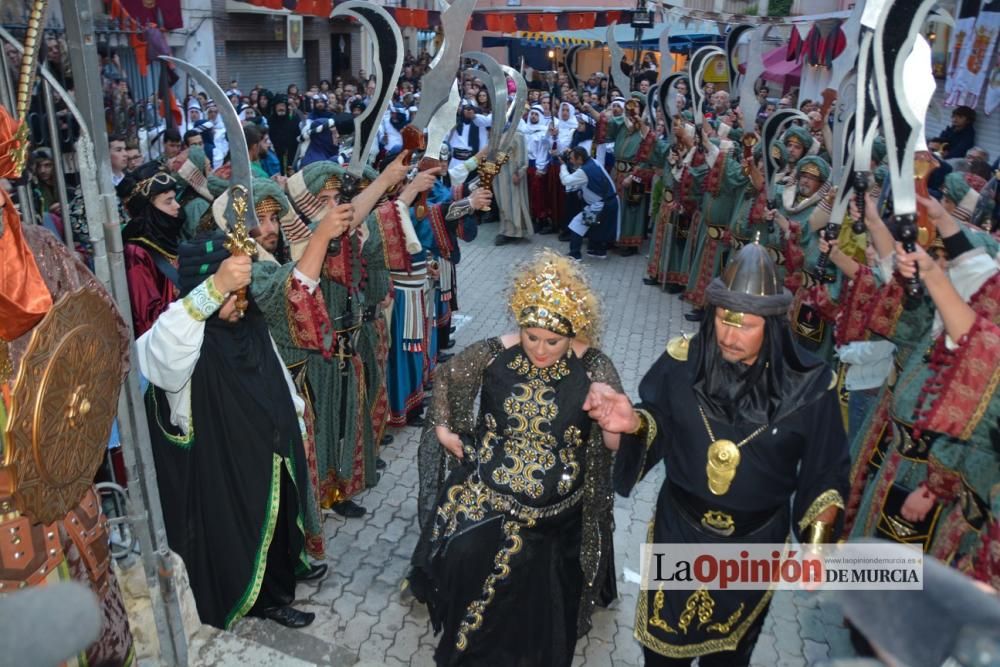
[1,1,188,663]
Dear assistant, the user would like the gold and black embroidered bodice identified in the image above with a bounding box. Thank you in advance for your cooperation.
[474,343,593,509]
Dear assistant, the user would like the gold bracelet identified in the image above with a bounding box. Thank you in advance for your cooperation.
[803,520,833,546]
[627,410,647,437]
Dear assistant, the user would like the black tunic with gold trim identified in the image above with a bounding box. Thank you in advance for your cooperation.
[411,338,621,667]
[615,334,849,660]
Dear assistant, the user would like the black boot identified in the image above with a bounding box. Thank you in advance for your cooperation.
[296,563,328,582]
[258,606,316,628]
[331,500,366,518]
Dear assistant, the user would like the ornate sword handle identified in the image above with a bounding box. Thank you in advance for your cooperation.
[895,213,923,300]
[852,171,869,234]
[815,222,839,284]
[328,172,362,255]
[223,185,258,318]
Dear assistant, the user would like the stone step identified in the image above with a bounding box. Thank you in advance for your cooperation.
[188,625,323,667]
[227,616,357,666]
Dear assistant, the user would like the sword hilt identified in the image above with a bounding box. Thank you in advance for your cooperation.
[328,172,362,255]
[816,222,838,284]
[852,171,869,234]
[895,213,923,301]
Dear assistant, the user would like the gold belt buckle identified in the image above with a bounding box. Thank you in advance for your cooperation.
[701,510,735,537]
[707,226,726,240]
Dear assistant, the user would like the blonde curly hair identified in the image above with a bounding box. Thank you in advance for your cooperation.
[508,248,602,345]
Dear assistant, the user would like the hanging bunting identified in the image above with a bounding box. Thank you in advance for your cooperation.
[946,0,1000,108]
[945,0,981,96]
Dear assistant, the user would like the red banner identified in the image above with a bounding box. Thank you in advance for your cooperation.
[120,0,183,30]
[567,12,597,30]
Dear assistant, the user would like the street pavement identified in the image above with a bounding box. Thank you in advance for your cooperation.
[231,226,859,666]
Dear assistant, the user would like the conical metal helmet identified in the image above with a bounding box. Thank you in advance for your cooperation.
[706,238,792,318]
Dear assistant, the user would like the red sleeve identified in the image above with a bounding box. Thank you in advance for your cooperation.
[635,130,657,164]
[925,454,963,501]
[428,204,455,258]
[373,200,412,272]
[866,280,906,340]
[632,168,656,191]
[286,274,335,359]
[784,221,805,292]
[803,282,840,323]
[919,314,1000,441]
[124,244,174,338]
[595,114,610,144]
[835,265,879,346]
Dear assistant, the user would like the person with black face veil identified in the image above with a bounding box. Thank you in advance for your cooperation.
[117,164,186,337]
[584,241,850,666]
[137,226,331,630]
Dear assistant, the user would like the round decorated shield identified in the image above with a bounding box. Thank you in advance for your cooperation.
[3,287,127,524]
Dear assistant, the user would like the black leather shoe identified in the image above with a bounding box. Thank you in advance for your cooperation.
[376,457,387,471]
[407,413,426,427]
[494,234,511,246]
[684,309,704,322]
[437,352,454,363]
[296,563,328,582]
[665,284,684,294]
[331,500,366,518]
[442,340,456,350]
[380,434,394,447]
[557,231,572,242]
[618,247,639,257]
[643,277,659,286]
[449,325,456,334]
[260,606,316,628]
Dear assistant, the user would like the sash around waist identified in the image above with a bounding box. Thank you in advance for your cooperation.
[668,481,782,538]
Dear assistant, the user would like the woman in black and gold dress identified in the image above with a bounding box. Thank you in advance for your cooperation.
[410,249,623,666]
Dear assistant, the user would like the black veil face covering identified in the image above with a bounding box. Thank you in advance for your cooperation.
[691,311,829,426]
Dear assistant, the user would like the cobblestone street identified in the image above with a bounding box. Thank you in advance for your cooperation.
[230,228,859,666]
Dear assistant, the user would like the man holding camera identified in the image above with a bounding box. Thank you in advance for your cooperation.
[558,146,619,260]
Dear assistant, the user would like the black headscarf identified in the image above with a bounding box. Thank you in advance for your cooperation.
[118,165,185,258]
[689,309,831,427]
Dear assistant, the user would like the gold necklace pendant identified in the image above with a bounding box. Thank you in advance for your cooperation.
[697,405,768,497]
[706,439,740,496]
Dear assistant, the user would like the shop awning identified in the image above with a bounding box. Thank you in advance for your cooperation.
[761,45,801,89]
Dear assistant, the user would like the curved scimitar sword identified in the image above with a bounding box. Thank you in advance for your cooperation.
[497,65,528,159]
[462,52,508,160]
[738,26,769,134]
[760,108,810,212]
[607,23,633,95]
[407,0,475,138]
[872,0,939,298]
[160,55,258,231]
[725,24,754,93]
[330,1,403,187]
[688,46,724,127]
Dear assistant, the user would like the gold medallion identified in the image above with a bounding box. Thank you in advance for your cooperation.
[706,439,740,496]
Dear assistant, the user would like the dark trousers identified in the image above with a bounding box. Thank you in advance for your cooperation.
[569,230,608,256]
[642,605,767,667]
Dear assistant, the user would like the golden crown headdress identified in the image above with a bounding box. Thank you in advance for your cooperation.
[508,249,599,343]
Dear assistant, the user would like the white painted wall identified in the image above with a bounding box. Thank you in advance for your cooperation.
[169,0,218,80]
